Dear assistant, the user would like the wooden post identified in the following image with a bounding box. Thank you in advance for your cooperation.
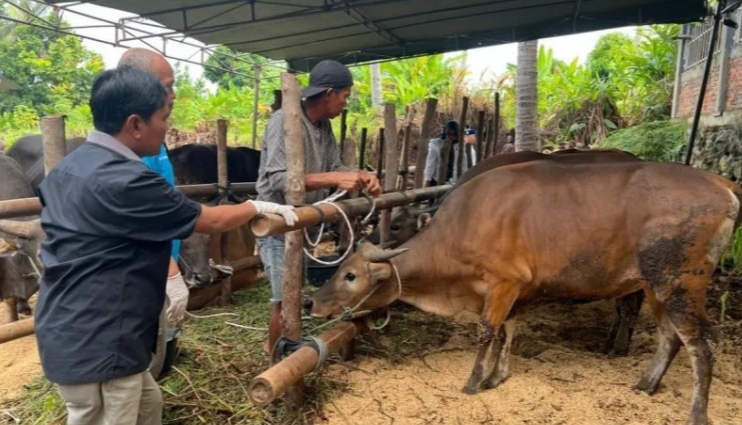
[398,124,412,190]
[216,119,232,307]
[338,137,357,253]
[475,110,485,163]
[376,128,384,182]
[280,72,306,408]
[485,118,494,158]
[414,99,438,188]
[250,186,452,238]
[493,92,500,156]
[456,97,469,179]
[248,321,367,407]
[339,109,348,153]
[41,115,66,175]
[0,318,35,345]
[380,104,399,245]
[358,127,368,171]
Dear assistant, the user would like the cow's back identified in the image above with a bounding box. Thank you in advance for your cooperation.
[419,161,740,299]
[170,144,261,185]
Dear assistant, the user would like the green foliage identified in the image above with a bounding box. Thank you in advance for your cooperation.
[594,119,687,162]
[489,24,681,146]
[0,10,104,114]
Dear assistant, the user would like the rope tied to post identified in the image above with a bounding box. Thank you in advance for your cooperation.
[302,189,376,266]
[270,335,329,372]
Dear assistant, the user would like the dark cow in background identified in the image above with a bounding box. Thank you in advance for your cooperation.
[169,144,261,186]
[0,154,45,322]
[7,134,86,190]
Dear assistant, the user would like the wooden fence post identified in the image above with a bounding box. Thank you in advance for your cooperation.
[216,119,232,307]
[358,127,368,171]
[414,99,438,188]
[41,115,66,175]
[456,97,469,179]
[493,92,500,156]
[475,110,485,163]
[380,104,399,245]
[280,72,306,408]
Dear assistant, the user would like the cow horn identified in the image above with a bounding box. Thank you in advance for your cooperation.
[0,219,43,239]
[361,244,410,263]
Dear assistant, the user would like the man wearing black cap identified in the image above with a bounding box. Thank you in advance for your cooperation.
[256,59,381,353]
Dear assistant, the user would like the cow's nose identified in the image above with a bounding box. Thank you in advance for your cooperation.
[196,273,213,286]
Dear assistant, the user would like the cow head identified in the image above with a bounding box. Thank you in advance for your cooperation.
[310,242,409,320]
[179,232,216,287]
[0,219,45,276]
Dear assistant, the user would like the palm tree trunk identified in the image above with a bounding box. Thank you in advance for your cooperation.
[370,62,382,107]
[515,40,539,152]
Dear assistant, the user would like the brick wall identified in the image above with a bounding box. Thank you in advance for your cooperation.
[676,46,742,119]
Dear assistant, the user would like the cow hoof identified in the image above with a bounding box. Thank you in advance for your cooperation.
[461,385,479,395]
[482,375,508,390]
[632,380,658,396]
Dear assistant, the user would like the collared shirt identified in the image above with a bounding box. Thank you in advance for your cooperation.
[256,107,348,207]
[35,130,201,386]
[141,144,181,261]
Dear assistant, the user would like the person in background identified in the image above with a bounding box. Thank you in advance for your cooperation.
[256,59,381,355]
[423,120,475,186]
[117,48,188,326]
[35,66,297,425]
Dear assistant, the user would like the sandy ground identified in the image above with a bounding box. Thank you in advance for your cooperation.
[318,298,742,425]
[0,295,41,403]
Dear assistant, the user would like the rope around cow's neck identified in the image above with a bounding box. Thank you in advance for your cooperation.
[303,189,376,266]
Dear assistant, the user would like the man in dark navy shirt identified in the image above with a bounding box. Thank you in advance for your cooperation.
[35,66,297,425]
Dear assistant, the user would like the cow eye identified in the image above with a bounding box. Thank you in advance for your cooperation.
[390,224,400,232]
[344,272,356,282]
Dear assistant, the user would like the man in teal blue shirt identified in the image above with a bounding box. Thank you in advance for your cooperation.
[141,144,181,262]
[118,49,190,326]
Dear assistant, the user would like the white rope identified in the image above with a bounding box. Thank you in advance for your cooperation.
[224,322,268,331]
[302,189,376,266]
[184,311,239,319]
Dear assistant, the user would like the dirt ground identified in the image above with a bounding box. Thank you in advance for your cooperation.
[0,295,40,403]
[317,276,742,425]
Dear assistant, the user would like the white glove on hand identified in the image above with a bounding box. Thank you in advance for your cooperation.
[165,272,189,322]
[249,200,299,226]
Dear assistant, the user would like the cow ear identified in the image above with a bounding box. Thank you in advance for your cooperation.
[417,213,432,230]
[367,262,392,285]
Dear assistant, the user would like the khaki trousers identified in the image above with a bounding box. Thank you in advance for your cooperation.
[56,370,162,425]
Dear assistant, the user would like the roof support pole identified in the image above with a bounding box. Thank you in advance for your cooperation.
[279,72,306,409]
[685,2,724,165]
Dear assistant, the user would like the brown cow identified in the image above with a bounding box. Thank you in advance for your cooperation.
[311,160,742,425]
[382,148,646,356]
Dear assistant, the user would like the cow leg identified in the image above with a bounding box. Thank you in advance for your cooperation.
[634,289,681,395]
[462,285,518,395]
[4,297,19,323]
[16,298,32,316]
[665,286,713,425]
[482,318,516,390]
[603,291,644,357]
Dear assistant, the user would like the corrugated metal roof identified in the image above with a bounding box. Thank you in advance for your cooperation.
[46,0,708,72]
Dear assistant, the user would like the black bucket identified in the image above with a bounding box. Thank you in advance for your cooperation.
[306,254,340,287]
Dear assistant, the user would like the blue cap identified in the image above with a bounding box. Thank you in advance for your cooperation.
[465,128,476,136]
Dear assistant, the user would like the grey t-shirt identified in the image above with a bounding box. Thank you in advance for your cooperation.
[256,108,348,206]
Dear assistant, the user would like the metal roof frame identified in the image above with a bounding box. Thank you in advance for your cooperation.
[43,0,709,72]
